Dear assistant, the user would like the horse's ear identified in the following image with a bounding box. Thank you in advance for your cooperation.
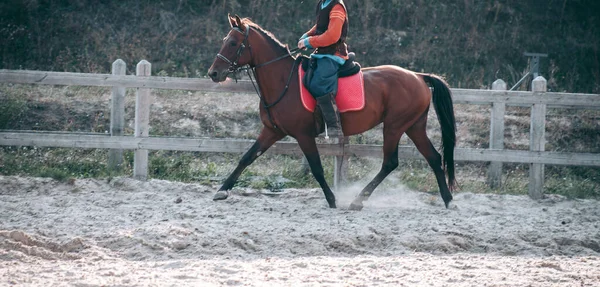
[234,15,245,32]
[228,13,237,28]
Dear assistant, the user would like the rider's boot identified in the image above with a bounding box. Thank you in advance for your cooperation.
[316,92,344,138]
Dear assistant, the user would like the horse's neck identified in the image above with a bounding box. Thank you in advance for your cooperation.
[253,55,296,104]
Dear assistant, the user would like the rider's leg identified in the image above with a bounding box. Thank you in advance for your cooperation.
[308,57,343,137]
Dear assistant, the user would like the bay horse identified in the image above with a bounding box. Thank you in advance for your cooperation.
[207,15,456,210]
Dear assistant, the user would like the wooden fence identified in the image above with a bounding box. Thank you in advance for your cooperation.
[1,60,600,199]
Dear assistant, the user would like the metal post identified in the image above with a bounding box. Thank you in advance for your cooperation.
[511,52,548,91]
[523,52,548,79]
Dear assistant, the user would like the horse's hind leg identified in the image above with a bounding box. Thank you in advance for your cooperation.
[349,129,404,211]
[213,127,284,201]
[405,115,453,207]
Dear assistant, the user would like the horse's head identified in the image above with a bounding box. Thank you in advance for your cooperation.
[208,14,253,82]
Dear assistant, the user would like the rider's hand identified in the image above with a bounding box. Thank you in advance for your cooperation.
[297,39,307,49]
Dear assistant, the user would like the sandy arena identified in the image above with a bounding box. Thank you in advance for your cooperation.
[1,175,599,286]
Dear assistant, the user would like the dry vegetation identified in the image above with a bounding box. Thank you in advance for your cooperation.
[1,84,598,198]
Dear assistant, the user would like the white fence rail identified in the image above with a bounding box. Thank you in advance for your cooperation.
[1,61,600,199]
[1,131,598,166]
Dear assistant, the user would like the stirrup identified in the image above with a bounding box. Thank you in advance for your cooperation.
[323,122,344,140]
[323,123,343,139]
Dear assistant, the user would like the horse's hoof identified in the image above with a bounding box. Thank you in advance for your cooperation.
[213,191,229,201]
[348,202,363,211]
[443,196,453,209]
[328,202,337,208]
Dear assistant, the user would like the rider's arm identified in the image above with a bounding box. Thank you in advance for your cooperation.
[301,25,318,39]
[304,4,346,49]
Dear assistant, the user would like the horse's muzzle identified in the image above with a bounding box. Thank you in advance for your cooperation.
[207,68,228,82]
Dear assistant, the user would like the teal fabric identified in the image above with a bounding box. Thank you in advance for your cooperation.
[321,0,333,9]
[311,53,346,65]
[304,38,313,49]
[307,57,341,97]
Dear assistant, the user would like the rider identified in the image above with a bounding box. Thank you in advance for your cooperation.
[298,0,349,138]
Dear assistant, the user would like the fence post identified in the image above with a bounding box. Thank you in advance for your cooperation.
[487,79,506,189]
[108,59,126,171]
[134,60,151,180]
[529,76,547,199]
[333,136,349,191]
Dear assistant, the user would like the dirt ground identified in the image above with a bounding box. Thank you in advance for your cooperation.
[1,175,599,286]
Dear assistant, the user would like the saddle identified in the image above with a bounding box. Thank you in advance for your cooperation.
[301,52,361,90]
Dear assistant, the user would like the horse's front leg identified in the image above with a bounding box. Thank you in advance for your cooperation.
[296,135,336,208]
[213,128,285,201]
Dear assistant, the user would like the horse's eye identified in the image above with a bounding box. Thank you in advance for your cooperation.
[230,42,237,47]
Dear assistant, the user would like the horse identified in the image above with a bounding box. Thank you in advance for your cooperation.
[207,15,457,210]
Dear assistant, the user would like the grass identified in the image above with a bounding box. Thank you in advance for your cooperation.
[545,166,600,199]
[0,89,29,129]
[0,146,115,182]
[0,146,327,190]
[1,145,599,199]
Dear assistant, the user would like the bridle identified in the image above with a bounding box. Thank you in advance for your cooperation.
[217,25,301,74]
[215,25,301,130]
[216,25,251,74]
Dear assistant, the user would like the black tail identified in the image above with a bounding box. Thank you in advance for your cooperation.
[421,74,457,190]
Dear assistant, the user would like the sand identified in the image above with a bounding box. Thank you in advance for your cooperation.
[1,175,599,286]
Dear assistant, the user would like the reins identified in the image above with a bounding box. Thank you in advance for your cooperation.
[216,25,302,130]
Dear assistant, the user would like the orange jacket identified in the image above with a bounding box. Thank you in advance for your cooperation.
[303,4,348,60]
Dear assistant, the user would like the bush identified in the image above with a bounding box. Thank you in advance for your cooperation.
[1,1,598,92]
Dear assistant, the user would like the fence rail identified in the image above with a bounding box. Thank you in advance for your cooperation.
[1,62,600,198]
[2,131,599,166]
[2,69,599,108]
